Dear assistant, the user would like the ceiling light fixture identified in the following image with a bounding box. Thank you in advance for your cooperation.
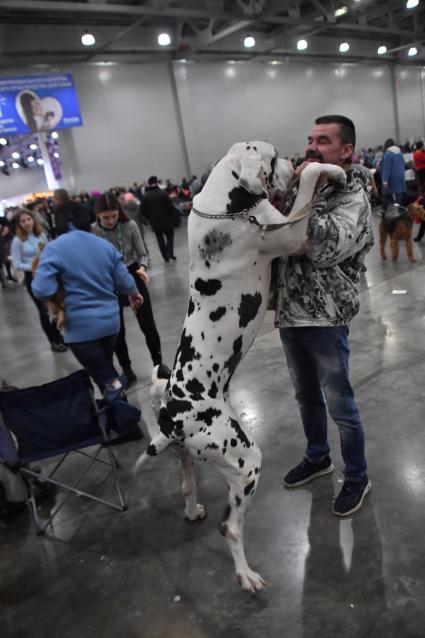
[0,160,4,167]
[335,6,348,17]
[37,158,44,165]
[408,46,418,56]
[0,138,7,146]
[53,152,60,159]
[81,30,95,46]
[30,143,38,150]
[297,39,308,51]
[406,0,419,8]
[244,35,256,48]
[377,45,387,55]
[51,131,59,139]
[27,156,34,162]
[158,32,171,46]
[12,162,19,169]
[339,42,350,53]
[12,151,20,159]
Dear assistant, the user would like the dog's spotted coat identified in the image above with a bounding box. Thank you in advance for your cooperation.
[135,142,346,592]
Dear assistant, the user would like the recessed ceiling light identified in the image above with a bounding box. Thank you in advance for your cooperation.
[377,45,387,55]
[30,143,37,150]
[335,6,348,17]
[339,42,350,53]
[0,138,7,146]
[0,160,4,167]
[53,152,60,158]
[297,39,308,51]
[81,30,95,46]
[406,0,419,8]
[37,158,44,165]
[408,46,418,56]
[12,162,19,169]
[244,35,256,48]
[158,32,171,46]
[27,156,34,162]
[51,131,59,139]
[12,151,19,159]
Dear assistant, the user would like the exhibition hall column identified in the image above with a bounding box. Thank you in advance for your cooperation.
[37,132,60,190]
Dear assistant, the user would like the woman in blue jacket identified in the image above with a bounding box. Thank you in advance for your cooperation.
[380,138,406,211]
[32,203,143,393]
[11,209,66,352]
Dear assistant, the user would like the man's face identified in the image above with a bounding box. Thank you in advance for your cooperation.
[305,123,353,167]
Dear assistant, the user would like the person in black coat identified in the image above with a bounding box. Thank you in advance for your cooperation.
[140,176,177,262]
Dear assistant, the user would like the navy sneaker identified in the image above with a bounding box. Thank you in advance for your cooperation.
[283,456,334,488]
[333,476,371,517]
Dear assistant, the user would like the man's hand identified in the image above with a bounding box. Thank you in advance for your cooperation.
[129,292,144,311]
[136,266,150,283]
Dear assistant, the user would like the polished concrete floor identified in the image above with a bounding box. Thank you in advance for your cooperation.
[1,215,425,638]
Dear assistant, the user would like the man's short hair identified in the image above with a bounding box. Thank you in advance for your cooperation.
[53,188,69,204]
[148,176,158,185]
[416,140,424,150]
[315,115,356,148]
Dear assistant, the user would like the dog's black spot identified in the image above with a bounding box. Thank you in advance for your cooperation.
[212,363,219,373]
[207,371,211,378]
[201,332,205,340]
[199,229,233,261]
[196,407,222,426]
[167,399,193,417]
[188,364,192,371]
[235,496,241,507]
[205,260,210,268]
[208,381,218,398]
[187,297,195,316]
[244,480,255,496]
[186,379,205,395]
[255,467,260,474]
[176,329,198,367]
[194,278,222,296]
[158,407,174,436]
[224,335,243,374]
[238,458,244,468]
[176,369,184,382]
[172,384,185,398]
[222,439,228,455]
[218,336,222,342]
[205,442,219,450]
[229,417,251,448]
[147,443,157,456]
[238,292,262,328]
[226,187,266,215]
[230,438,237,447]
[232,170,239,180]
[209,306,226,322]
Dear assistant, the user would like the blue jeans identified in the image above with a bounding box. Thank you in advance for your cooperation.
[68,334,119,393]
[280,326,366,480]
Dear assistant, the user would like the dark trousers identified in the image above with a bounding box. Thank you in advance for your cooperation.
[24,271,63,345]
[69,334,118,393]
[155,230,174,261]
[114,263,162,370]
[415,220,425,241]
[382,192,404,211]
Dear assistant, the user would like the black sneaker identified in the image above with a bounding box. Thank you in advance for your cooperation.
[333,476,371,517]
[283,456,334,488]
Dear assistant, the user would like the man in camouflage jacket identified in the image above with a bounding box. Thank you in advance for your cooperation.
[276,114,374,517]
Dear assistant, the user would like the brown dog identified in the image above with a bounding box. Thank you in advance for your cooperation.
[31,246,66,330]
[379,202,425,263]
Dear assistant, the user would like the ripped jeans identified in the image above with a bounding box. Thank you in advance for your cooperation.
[280,326,367,480]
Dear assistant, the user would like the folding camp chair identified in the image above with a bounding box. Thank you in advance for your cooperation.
[0,369,142,534]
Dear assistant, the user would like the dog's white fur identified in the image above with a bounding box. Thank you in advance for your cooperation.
[149,365,168,413]
[134,142,346,591]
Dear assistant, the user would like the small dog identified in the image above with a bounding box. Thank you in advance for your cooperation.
[134,141,346,592]
[31,247,66,330]
[379,202,425,263]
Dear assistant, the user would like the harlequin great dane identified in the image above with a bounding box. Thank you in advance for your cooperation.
[135,142,346,592]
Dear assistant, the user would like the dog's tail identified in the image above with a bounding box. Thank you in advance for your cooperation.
[132,432,172,474]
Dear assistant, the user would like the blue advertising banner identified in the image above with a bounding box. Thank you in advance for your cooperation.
[0,74,82,135]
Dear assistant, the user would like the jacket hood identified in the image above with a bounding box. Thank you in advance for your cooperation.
[386,145,401,154]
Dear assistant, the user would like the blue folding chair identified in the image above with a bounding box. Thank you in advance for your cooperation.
[0,369,142,534]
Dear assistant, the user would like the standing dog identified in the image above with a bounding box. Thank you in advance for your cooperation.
[134,142,346,592]
[379,202,425,263]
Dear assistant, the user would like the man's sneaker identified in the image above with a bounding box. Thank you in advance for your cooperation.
[333,476,371,517]
[283,456,334,488]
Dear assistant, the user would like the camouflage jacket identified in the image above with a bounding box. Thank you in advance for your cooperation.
[275,166,374,328]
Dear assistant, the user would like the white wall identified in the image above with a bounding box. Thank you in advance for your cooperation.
[174,61,397,172]
[1,60,424,200]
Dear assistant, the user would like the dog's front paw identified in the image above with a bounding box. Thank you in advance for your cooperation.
[184,503,206,522]
[237,568,267,593]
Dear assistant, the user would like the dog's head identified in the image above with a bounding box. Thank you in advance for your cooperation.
[409,201,425,221]
[226,141,288,196]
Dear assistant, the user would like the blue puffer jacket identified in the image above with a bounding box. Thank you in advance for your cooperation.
[380,145,406,194]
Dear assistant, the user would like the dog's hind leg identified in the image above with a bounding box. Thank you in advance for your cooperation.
[379,225,387,260]
[216,440,265,592]
[175,446,206,521]
[391,236,399,261]
[406,236,416,262]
